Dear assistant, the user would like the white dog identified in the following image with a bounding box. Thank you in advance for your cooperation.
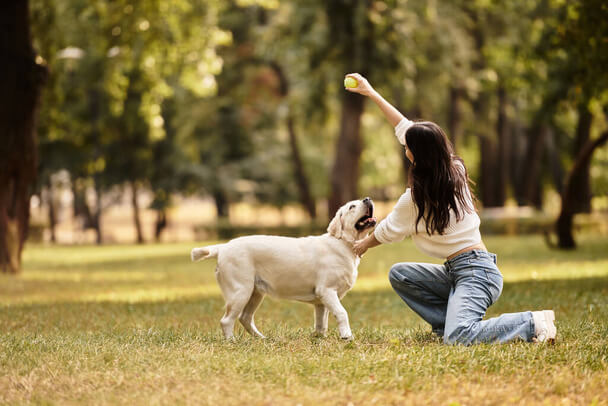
[191,197,376,340]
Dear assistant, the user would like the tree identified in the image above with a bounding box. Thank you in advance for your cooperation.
[0,0,47,273]
[557,129,608,248]
[31,0,230,243]
[268,0,418,217]
[268,61,317,219]
[325,0,393,217]
[544,0,608,248]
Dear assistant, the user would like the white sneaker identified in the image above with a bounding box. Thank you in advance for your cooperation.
[532,310,557,343]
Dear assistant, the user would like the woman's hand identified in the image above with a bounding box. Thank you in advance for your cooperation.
[344,73,405,127]
[344,73,376,97]
[353,233,380,257]
[353,238,369,257]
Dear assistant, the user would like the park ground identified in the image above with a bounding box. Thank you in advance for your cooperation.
[1,234,607,405]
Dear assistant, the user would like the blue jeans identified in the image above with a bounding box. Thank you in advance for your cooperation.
[388,250,535,345]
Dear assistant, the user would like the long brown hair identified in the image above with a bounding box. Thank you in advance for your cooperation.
[405,121,476,235]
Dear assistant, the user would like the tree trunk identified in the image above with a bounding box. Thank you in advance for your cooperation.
[93,178,103,244]
[569,101,593,213]
[154,209,167,242]
[522,125,550,209]
[0,0,46,273]
[269,61,316,219]
[545,127,564,195]
[286,116,317,219]
[72,180,86,222]
[556,130,608,249]
[72,178,99,234]
[510,118,528,205]
[465,6,497,207]
[472,91,500,207]
[475,86,510,208]
[496,85,510,205]
[46,184,57,243]
[448,86,464,151]
[131,181,144,244]
[213,186,229,219]
[478,133,499,207]
[328,92,365,218]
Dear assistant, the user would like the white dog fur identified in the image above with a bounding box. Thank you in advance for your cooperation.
[191,198,376,340]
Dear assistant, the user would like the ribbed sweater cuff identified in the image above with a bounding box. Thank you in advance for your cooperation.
[373,225,391,244]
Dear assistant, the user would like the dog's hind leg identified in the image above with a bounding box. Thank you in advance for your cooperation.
[314,304,329,336]
[239,288,266,338]
[216,258,255,340]
[220,292,252,340]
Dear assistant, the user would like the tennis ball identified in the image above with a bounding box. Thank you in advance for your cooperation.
[344,77,358,88]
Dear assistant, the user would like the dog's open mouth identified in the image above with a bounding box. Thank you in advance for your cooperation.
[355,204,377,230]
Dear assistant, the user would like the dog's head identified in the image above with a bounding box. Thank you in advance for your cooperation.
[327,197,377,242]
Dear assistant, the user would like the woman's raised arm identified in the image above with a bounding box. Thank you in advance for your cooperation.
[345,73,405,127]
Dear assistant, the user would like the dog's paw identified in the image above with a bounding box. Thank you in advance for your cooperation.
[340,335,354,341]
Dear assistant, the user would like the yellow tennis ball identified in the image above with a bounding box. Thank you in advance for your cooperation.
[344,77,358,88]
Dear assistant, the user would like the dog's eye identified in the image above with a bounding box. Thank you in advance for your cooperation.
[349,205,355,210]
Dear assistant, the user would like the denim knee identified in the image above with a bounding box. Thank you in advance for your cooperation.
[388,265,399,284]
[444,323,475,346]
[388,264,410,286]
[389,265,420,299]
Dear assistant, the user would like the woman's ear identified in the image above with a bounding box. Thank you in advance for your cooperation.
[327,209,343,239]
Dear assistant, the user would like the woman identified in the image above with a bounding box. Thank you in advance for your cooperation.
[346,73,556,345]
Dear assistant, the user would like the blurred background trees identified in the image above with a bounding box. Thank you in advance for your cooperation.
[1,0,607,272]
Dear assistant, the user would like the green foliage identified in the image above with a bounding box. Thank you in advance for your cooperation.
[545,0,608,98]
[29,0,608,215]
[31,0,230,201]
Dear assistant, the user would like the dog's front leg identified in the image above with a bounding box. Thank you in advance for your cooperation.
[316,289,353,340]
[314,304,329,336]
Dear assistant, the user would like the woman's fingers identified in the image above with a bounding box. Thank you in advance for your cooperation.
[345,73,362,86]
[345,73,364,83]
[353,239,368,256]
[344,72,373,96]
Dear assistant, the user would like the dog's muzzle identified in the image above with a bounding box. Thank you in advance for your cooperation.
[355,197,377,230]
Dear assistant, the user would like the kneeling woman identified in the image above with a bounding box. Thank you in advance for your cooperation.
[347,73,556,345]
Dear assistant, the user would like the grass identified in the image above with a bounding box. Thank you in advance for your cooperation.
[1,234,607,405]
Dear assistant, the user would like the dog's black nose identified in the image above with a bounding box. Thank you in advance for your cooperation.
[362,197,370,203]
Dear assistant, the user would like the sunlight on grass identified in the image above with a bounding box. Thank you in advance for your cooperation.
[501,260,608,282]
[20,270,167,282]
[352,276,392,292]
[78,285,222,304]
[1,234,607,307]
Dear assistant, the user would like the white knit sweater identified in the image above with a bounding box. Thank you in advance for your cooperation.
[373,188,481,259]
[373,118,481,259]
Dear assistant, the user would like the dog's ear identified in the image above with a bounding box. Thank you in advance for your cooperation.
[327,209,343,239]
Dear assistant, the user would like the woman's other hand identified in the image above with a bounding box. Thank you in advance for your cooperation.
[353,238,369,257]
[344,73,376,97]
[353,232,381,257]
[353,233,376,256]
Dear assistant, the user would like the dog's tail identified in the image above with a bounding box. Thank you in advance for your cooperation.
[191,244,224,262]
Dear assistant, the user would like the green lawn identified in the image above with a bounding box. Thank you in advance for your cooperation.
[1,234,607,405]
